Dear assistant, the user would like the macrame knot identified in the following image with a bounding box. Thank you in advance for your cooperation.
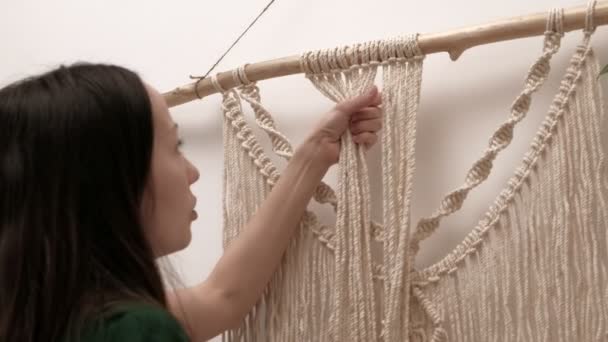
[211,74,227,93]
[237,65,253,86]
[366,39,381,66]
[527,60,550,89]
[379,38,397,62]
[222,90,239,109]
[300,51,317,74]
[372,263,386,281]
[305,217,336,250]
[565,61,581,81]
[336,45,351,69]
[546,8,564,35]
[584,0,597,34]
[409,327,427,342]
[441,189,467,211]
[403,34,423,59]
[315,184,338,208]
[415,218,440,239]
[490,123,515,149]
[541,8,564,56]
[301,35,422,76]
[466,158,493,184]
[240,84,259,99]
[378,35,423,62]
[413,287,447,342]
[372,222,385,241]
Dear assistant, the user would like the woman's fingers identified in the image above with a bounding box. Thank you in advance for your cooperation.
[334,86,379,115]
[350,105,382,148]
[351,119,382,135]
[351,107,382,123]
[370,90,382,106]
[352,131,378,148]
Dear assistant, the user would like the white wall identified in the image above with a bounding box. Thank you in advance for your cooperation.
[2,0,607,339]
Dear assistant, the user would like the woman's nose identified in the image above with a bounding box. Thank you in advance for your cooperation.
[187,159,200,184]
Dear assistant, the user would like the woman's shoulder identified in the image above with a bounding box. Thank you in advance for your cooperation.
[79,302,190,342]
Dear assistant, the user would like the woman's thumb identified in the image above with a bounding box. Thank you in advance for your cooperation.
[334,86,380,114]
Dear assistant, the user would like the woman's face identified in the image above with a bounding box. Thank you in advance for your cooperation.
[140,84,200,257]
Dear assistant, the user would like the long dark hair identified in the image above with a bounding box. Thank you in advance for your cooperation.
[0,63,167,341]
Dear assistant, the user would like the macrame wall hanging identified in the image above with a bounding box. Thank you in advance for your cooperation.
[167,1,608,341]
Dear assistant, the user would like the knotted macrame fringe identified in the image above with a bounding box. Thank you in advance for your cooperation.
[410,3,608,341]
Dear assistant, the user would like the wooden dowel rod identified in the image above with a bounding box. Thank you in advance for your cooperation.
[164,2,608,108]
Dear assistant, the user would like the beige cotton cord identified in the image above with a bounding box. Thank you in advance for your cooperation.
[410,7,566,254]
[216,1,607,341]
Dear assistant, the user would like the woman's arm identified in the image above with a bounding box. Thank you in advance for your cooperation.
[169,86,382,341]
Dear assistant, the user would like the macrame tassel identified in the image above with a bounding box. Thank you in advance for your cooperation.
[301,41,380,341]
[378,35,424,342]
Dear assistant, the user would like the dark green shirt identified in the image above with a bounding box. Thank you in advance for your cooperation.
[78,304,190,342]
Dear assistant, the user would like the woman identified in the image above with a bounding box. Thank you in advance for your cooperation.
[0,63,382,341]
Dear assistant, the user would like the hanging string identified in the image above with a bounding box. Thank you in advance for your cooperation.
[190,0,278,99]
